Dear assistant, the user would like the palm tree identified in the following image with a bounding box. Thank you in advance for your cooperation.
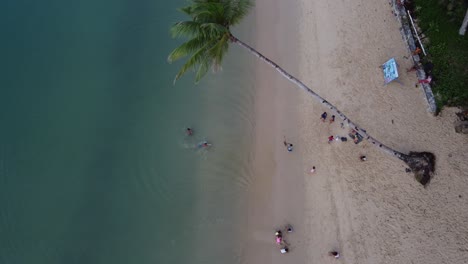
[168,0,435,186]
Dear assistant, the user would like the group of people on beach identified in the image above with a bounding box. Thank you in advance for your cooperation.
[321,112,335,124]
[323,112,346,144]
[283,111,368,177]
[274,225,293,254]
[185,127,212,149]
[322,112,368,162]
[277,111,372,259]
[407,49,434,87]
[274,225,340,258]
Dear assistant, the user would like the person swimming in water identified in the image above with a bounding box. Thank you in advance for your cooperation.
[197,141,212,148]
[186,127,193,136]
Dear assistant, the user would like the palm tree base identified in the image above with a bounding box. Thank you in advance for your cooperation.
[400,151,435,186]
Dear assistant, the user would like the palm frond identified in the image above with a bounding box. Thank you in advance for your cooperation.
[170,0,253,83]
[208,33,229,70]
[173,38,218,83]
[178,6,194,17]
[224,0,253,25]
[170,21,202,38]
[190,2,225,23]
[200,23,228,36]
[195,60,210,83]
[167,37,208,63]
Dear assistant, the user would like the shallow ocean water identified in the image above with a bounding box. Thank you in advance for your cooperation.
[0,0,256,263]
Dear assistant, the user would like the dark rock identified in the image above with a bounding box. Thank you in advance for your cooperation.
[400,152,436,186]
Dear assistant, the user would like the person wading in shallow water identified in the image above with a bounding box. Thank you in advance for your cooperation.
[186,127,193,136]
[197,141,212,149]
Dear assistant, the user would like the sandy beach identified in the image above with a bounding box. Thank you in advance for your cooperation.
[243,0,468,263]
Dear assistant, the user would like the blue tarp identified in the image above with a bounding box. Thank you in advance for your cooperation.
[382,58,399,84]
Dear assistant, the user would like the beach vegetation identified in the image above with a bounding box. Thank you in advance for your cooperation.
[168,0,436,186]
[412,0,468,108]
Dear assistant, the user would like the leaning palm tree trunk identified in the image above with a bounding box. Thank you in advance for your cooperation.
[230,34,434,186]
[168,0,435,186]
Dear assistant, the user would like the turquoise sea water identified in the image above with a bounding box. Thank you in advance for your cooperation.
[0,1,255,263]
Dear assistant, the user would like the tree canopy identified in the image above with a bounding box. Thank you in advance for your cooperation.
[168,0,253,83]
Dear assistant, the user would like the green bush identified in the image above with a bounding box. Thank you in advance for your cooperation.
[414,0,468,107]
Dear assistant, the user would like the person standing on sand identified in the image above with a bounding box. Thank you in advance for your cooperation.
[330,115,335,124]
[321,112,328,122]
[283,137,293,152]
[328,135,334,143]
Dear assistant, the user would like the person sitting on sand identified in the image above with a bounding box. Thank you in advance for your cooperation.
[349,129,360,143]
[276,236,282,245]
[329,251,340,259]
[360,155,367,161]
[310,166,316,174]
[412,47,422,55]
[330,115,335,124]
[328,135,334,143]
[280,247,289,254]
[186,127,193,136]
[286,225,293,233]
[321,112,328,122]
[275,230,283,245]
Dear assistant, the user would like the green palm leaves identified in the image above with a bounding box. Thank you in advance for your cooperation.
[168,0,252,83]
